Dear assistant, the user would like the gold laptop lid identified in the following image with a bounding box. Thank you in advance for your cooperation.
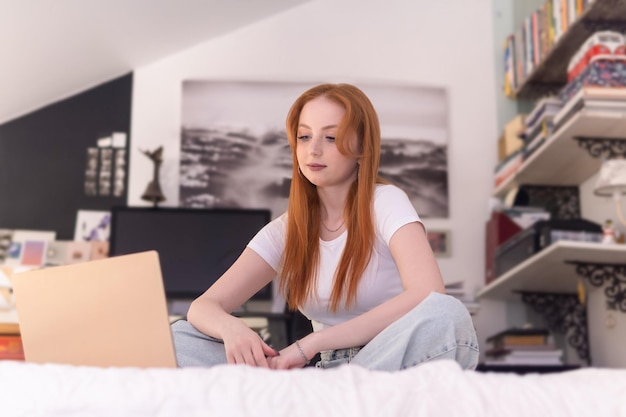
[12,251,177,368]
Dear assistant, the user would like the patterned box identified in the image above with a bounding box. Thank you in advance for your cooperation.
[559,58,626,102]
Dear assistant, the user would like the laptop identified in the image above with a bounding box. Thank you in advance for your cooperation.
[11,250,178,368]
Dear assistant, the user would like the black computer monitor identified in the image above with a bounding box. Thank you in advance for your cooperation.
[109,207,272,301]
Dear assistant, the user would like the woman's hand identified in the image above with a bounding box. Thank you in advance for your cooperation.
[221,320,279,367]
[268,341,311,370]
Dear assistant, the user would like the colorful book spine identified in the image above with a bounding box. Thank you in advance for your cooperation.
[526,16,534,75]
[553,0,562,43]
[544,0,554,55]
[515,28,525,88]
[530,10,541,67]
[561,0,568,34]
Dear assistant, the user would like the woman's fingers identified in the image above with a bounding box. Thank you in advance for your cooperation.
[226,339,277,367]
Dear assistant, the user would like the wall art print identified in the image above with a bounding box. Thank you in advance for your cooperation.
[180,80,449,218]
[427,229,451,258]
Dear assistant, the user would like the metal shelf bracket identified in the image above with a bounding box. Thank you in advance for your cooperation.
[573,136,626,159]
[567,261,626,313]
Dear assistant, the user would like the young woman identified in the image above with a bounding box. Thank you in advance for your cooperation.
[171,83,479,371]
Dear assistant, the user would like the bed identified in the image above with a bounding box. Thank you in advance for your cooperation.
[1,359,625,416]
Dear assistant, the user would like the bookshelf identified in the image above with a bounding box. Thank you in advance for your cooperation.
[491,0,626,368]
[512,0,626,99]
[494,106,626,199]
[477,240,626,300]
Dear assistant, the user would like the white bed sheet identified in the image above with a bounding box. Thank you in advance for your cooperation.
[1,359,625,417]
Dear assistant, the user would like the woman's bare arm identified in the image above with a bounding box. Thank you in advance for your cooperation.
[186,247,279,367]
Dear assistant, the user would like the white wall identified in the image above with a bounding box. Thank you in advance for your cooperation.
[130,0,505,358]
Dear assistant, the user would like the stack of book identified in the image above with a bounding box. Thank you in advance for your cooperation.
[0,322,23,361]
[485,328,563,366]
[0,266,22,361]
[521,96,562,159]
[494,151,523,188]
[553,86,626,130]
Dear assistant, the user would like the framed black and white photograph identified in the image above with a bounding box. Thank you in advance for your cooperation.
[179,80,449,218]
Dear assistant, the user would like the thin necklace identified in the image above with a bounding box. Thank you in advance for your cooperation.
[321,219,345,233]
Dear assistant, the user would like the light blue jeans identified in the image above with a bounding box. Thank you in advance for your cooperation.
[171,292,479,371]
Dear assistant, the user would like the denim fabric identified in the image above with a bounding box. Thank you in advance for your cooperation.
[171,292,479,371]
[170,320,227,367]
[314,292,479,371]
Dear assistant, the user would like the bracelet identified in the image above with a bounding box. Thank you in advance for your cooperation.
[295,340,310,365]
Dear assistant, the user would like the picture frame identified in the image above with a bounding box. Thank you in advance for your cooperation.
[179,80,450,218]
[4,230,56,266]
[0,230,13,263]
[427,230,451,257]
[74,210,111,242]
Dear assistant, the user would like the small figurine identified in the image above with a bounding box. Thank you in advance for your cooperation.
[602,219,616,244]
[140,146,166,206]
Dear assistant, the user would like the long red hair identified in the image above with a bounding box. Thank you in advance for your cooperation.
[280,83,386,312]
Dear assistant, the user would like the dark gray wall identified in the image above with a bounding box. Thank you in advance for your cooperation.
[0,73,133,239]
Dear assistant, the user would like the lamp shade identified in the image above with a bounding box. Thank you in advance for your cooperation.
[594,159,626,197]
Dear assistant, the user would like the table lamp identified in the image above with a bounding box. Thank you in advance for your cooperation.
[594,158,626,226]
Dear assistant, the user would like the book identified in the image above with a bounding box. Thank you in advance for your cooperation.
[0,322,19,335]
[553,0,562,44]
[525,16,534,76]
[485,344,563,366]
[522,115,555,159]
[486,328,550,348]
[0,334,24,360]
[524,96,562,135]
[494,334,548,346]
[532,10,540,66]
[505,349,563,358]
[485,356,562,366]
[487,345,560,356]
[504,35,516,96]
[485,210,523,284]
[494,150,522,187]
[486,343,558,356]
[552,86,626,129]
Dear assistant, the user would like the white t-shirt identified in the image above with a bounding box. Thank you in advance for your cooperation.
[247,184,422,328]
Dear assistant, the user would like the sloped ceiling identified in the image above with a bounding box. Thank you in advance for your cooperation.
[0,0,310,124]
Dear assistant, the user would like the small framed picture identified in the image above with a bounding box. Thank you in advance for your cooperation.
[4,230,56,266]
[74,210,111,242]
[427,230,451,257]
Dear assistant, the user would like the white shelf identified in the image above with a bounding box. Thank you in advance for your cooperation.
[494,109,626,199]
[477,241,626,300]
